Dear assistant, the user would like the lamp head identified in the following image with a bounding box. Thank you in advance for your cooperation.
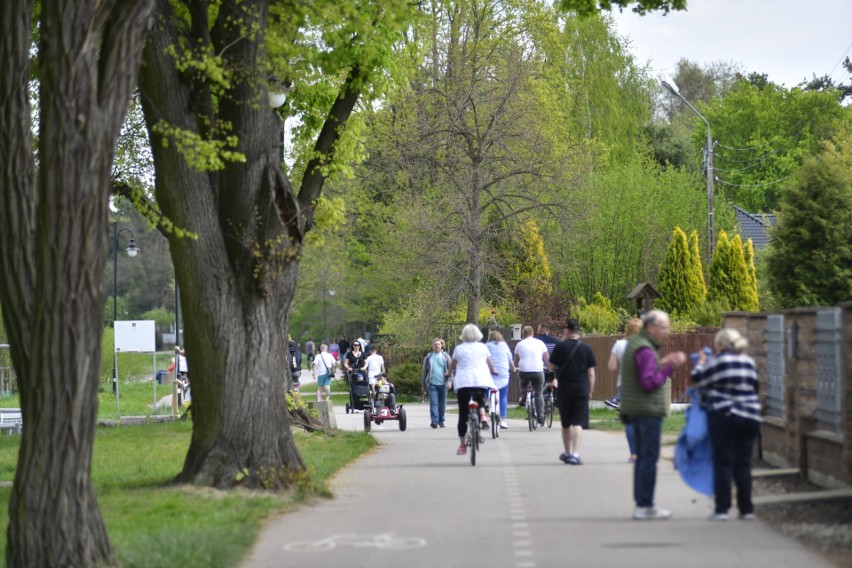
[126,239,139,258]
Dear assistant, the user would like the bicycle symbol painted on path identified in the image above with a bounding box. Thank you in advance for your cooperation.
[283,533,427,552]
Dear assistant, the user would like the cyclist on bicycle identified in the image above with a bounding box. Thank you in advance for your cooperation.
[486,330,514,429]
[448,324,498,456]
[513,325,549,426]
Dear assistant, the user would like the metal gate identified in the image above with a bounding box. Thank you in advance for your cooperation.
[816,308,843,434]
[765,315,785,418]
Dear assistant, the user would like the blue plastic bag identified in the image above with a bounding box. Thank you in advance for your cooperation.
[674,388,714,496]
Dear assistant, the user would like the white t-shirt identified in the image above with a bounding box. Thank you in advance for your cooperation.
[514,337,548,372]
[365,353,385,380]
[451,342,496,390]
[313,352,336,376]
[176,355,189,374]
[611,338,628,386]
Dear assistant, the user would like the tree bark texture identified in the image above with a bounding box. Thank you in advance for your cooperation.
[140,0,307,488]
[0,1,153,566]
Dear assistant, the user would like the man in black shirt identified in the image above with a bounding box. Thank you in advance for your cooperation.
[338,335,350,360]
[537,324,560,385]
[549,319,596,465]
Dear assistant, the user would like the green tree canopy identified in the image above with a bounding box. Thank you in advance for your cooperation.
[657,226,705,318]
[764,128,852,307]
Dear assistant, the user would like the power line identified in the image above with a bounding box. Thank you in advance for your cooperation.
[714,174,794,189]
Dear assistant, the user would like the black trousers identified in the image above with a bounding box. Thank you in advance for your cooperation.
[709,411,760,515]
[456,387,487,438]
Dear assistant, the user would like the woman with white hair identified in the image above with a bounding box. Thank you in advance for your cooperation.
[448,324,498,456]
[691,328,761,521]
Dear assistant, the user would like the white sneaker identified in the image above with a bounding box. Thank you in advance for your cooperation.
[499,421,508,430]
[709,513,729,521]
[633,507,672,520]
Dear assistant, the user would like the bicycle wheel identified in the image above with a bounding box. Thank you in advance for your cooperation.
[468,416,477,466]
[491,410,499,438]
[545,394,554,428]
[527,399,535,431]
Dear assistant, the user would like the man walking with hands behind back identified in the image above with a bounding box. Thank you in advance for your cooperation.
[550,319,596,465]
[620,310,687,520]
[422,338,452,429]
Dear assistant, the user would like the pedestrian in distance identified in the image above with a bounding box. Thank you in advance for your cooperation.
[550,319,596,465]
[619,310,687,520]
[312,344,336,402]
[448,324,498,456]
[364,345,385,389]
[421,338,452,429]
[305,339,316,367]
[486,330,514,429]
[513,325,549,425]
[338,335,350,362]
[344,340,369,393]
[536,324,560,386]
[606,318,643,462]
[691,328,761,521]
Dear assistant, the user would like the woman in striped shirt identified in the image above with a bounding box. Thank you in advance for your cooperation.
[691,328,761,521]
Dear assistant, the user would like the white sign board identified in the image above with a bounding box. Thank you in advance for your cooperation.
[115,320,156,353]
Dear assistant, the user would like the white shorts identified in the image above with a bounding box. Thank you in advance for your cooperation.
[368,375,378,385]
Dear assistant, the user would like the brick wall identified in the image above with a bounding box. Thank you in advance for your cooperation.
[724,304,851,488]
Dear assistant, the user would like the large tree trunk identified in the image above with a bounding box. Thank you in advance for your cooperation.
[140,0,304,488]
[0,1,153,566]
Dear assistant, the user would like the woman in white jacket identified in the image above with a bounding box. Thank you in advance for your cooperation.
[448,324,497,456]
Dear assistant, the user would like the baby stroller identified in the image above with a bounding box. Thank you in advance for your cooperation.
[345,374,373,415]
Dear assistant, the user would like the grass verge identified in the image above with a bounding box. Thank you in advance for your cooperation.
[0,422,375,568]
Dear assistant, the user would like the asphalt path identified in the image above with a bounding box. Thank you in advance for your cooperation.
[241,402,834,568]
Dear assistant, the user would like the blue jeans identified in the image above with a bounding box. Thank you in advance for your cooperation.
[499,384,509,419]
[709,412,760,515]
[632,416,663,508]
[625,423,636,456]
[428,383,447,425]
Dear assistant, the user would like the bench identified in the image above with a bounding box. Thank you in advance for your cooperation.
[0,408,22,435]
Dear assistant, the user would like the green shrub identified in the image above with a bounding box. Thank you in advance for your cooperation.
[575,293,622,335]
[692,298,726,327]
[387,362,421,396]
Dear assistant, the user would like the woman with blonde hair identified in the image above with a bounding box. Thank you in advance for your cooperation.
[691,328,761,521]
[448,324,498,455]
[606,318,643,462]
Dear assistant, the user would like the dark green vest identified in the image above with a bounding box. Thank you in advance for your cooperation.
[619,330,667,417]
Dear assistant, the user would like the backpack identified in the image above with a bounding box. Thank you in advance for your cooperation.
[290,349,302,374]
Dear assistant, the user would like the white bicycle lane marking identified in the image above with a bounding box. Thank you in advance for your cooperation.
[282,533,427,552]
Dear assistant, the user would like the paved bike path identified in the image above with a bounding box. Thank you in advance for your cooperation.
[241,403,834,568]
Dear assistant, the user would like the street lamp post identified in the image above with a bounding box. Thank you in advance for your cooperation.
[323,287,335,343]
[112,222,139,415]
[661,80,715,257]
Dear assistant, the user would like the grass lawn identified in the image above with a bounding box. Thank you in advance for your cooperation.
[0,422,375,568]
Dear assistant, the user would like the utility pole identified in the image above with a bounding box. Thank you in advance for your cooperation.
[662,80,715,258]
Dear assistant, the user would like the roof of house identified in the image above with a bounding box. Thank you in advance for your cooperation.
[626,282,660,300]
[733,205,776,250]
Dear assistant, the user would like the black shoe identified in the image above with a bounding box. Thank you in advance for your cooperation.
[439,423,446,428]
[430,422,438,429]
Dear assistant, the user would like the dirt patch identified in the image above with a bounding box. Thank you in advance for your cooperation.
[753,473,852,568]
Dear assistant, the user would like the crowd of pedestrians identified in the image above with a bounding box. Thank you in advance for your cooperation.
[293,309,758,523]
